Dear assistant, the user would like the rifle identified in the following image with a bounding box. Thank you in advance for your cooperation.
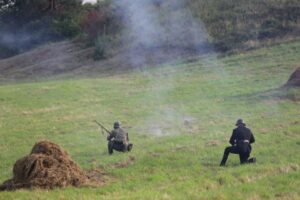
[94,120,111,135]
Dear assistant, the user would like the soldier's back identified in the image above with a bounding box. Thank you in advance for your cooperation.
[234,126,252,140]
[114,128,127,143]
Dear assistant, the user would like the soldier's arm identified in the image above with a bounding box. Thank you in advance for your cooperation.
[107,131,115,141]
[107,134,112,141]
[229,130,236,145]
[250,130,255,144]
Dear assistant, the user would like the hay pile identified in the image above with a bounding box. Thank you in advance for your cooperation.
[285,67,300,87]
[0,140,91,191]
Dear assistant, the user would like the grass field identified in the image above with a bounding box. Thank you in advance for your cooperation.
[0,40,300,199]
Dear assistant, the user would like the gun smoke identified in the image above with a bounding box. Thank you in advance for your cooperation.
[116,0,211,67]
[113,0,214,136]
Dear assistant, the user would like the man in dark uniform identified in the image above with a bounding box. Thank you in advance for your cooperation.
[220,119,256,166]
[107,122,133,155]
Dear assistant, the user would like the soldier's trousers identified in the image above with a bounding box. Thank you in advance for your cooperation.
[108,141,132,154]
[220,145,251,165]
[108,141,126,154]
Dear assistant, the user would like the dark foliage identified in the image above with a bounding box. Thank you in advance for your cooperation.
[189,0,300,51]
[1,0,299,59]
[0,0,84,58]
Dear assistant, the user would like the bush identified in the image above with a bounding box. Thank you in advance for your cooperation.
[258,19,285,39]
[0,44,19,59]
[53,18,81,38]
[188,0,300,52]
[93,35,109,60]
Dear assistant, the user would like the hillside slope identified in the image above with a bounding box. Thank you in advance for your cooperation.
[0,41,94,80]
[0,40,299,199]
[0,39,203,81]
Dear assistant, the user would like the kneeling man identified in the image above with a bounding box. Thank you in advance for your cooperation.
[220,119,256,166]
[107,122,133,155]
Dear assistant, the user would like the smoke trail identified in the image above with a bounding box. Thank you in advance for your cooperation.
[116,0,211,68]
[0,28,61,59]
[113,0,217,136]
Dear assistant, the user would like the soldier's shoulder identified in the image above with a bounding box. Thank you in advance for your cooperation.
[247,127,254,133]
[245,127,251,131]
[119,128,127,132]
[111,129,118,134]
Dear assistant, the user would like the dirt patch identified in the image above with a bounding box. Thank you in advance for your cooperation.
[0,140,107,191]
[284,67,300,87]
[206,140,222,146]
[149,152,162,157]
[21,106,61,115]
[111,156,135,169]
[85,169,110,187]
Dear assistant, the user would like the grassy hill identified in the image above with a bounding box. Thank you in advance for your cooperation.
[0,40,300,199]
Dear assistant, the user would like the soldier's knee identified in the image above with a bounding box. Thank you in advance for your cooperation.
[127,144,133,152]
[224,147,231,153]
[108,141,114,150]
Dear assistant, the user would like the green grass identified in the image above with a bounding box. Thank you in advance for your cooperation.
[0,40,300,199]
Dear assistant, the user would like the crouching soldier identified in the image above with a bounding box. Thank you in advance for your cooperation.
[220,119,256,166]
[107,122,133,155]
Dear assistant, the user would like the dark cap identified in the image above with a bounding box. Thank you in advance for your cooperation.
[114,121,120,129]
[235,119,245,126]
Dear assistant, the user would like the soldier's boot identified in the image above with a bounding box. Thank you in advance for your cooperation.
[108,148,113,155]
[248,157,256,164]
[127,144,133,152]
[108,141,114,155]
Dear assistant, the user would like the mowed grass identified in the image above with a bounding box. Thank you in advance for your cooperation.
[0,40,300,199]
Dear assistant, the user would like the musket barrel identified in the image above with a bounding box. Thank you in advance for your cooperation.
[94,120,111,134]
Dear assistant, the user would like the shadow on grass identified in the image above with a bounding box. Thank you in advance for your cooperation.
[228,87,300,103]
[200,160,242,168]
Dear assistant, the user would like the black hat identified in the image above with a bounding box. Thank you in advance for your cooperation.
[235,119,245,126]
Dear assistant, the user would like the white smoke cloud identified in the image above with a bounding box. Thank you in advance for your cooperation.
[82,0,97,5]
[114,0,211,68]
[113,0,214,136]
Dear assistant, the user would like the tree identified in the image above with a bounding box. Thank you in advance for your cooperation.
[46,0,56,11]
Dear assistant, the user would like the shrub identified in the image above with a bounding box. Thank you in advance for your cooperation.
[93,35,109,60]
[0,44,18,59]
[53,18,81,38]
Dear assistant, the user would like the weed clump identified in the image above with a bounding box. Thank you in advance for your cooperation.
[285,67,300,88]
[0,140,92,191]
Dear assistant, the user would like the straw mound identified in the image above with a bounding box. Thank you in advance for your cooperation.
[0,140,94,191]
[285,67,300,87]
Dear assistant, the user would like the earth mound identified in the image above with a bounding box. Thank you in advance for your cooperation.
[285,67,300,87]
[0,140,102,191]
